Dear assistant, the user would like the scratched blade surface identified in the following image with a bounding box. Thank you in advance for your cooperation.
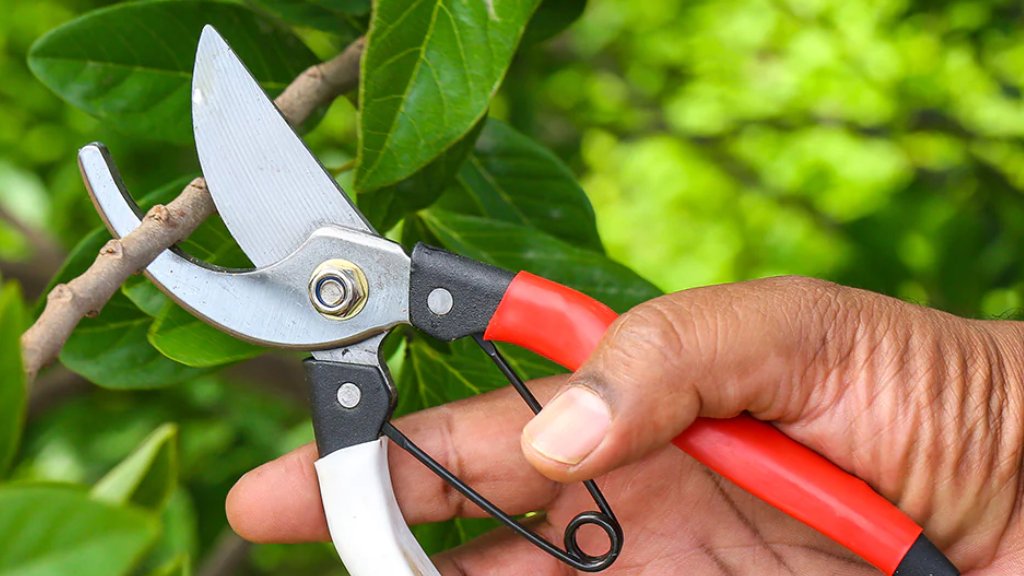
[192,26,373,267]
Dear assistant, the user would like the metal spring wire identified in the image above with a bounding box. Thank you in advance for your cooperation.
[381,335,623,572]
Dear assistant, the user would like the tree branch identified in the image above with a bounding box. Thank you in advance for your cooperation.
[196,531,251,576]
[0,208,65,299]
[20,38,365,381]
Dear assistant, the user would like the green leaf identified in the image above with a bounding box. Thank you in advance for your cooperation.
[142,490,197,576]
[147,554,190,576]
[0,484,158,576]
[148,306,265,368]
[522,0,587,45]
[60,291,207,389]
[252,0,369,38]
[355,0,541,192]
[411,517,498,556]
[123,278,171,319]
[92,424,178,512]
[359,118,484,232]
[422,211,660,312]
[28,0,317,144]
[0,283,26,477]
[396,336,559,415]
[439,118,602,250]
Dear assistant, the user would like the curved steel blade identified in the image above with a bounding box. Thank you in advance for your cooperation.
[192,26,373,267]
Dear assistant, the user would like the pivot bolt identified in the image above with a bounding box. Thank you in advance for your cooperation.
[309,259,369,319]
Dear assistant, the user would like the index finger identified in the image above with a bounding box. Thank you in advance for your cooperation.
[225,375,567,543]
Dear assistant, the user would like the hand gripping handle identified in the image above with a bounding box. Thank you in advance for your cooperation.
[483,271,959,576]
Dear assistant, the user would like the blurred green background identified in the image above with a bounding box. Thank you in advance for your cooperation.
[3,0,1024,573]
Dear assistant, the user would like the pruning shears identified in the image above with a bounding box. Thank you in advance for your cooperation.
[77,26,958,576]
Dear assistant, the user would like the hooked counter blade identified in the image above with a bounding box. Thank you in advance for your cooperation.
[192,26,373,267]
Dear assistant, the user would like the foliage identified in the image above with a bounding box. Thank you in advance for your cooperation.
[0,282,26,476]
[3,0,1024,574]
[28,1,318,144]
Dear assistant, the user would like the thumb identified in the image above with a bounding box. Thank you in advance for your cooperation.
[520,276,865,482]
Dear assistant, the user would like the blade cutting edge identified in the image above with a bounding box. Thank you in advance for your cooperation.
[192,26,374,267]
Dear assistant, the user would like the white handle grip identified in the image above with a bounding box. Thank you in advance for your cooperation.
[315,438,440,576]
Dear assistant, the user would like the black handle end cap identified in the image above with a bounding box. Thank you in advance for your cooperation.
[893,533,959,576]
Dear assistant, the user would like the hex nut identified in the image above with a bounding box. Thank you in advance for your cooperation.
[308,259,369,319]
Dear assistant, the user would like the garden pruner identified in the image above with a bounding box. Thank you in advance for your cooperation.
[77,26,958,576]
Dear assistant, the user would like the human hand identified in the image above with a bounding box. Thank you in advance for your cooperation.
[226,277,1024,574]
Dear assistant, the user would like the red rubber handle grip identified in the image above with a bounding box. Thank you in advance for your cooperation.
[483,271,922,575]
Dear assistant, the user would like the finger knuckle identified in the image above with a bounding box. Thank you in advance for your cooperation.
[607,297,689,366]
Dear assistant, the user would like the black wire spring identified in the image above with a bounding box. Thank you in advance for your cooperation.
[381,335,623,572]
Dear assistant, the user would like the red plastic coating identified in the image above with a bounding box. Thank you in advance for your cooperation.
[484,271,922,575]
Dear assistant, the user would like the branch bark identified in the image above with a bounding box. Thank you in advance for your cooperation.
[20,38,365,382]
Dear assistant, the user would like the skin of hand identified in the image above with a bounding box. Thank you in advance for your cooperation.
[226,276,1024,575]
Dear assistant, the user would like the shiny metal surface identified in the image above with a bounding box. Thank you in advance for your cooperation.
[192,26,373,267]
[308,260,368,319]
[312,332,388,365]
[79,144,409,349]
[336,382,362,408]
[426,288,453,315]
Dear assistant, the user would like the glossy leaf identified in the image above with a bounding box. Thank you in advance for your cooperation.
[422,211,660,312]
[359,119,484,232]
[60,291,207,389]
[0,283,26,477]
[439,119,602,250]
[522,0,587,45]
[252,0,369,38]
[148,306,264,368]
[122,278,170,319]
[92,423,178,512]
[395,336,559,416]
[28,1,316,144]
[0,485,158,576]
[355,0,541,192]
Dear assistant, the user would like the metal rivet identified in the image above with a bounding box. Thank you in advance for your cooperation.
[427,288,454,315]
[337,382,361,408]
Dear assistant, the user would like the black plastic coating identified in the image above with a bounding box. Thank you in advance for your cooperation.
[408,243,515,342]
[305,359,394,457]
[893,534,959,576]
